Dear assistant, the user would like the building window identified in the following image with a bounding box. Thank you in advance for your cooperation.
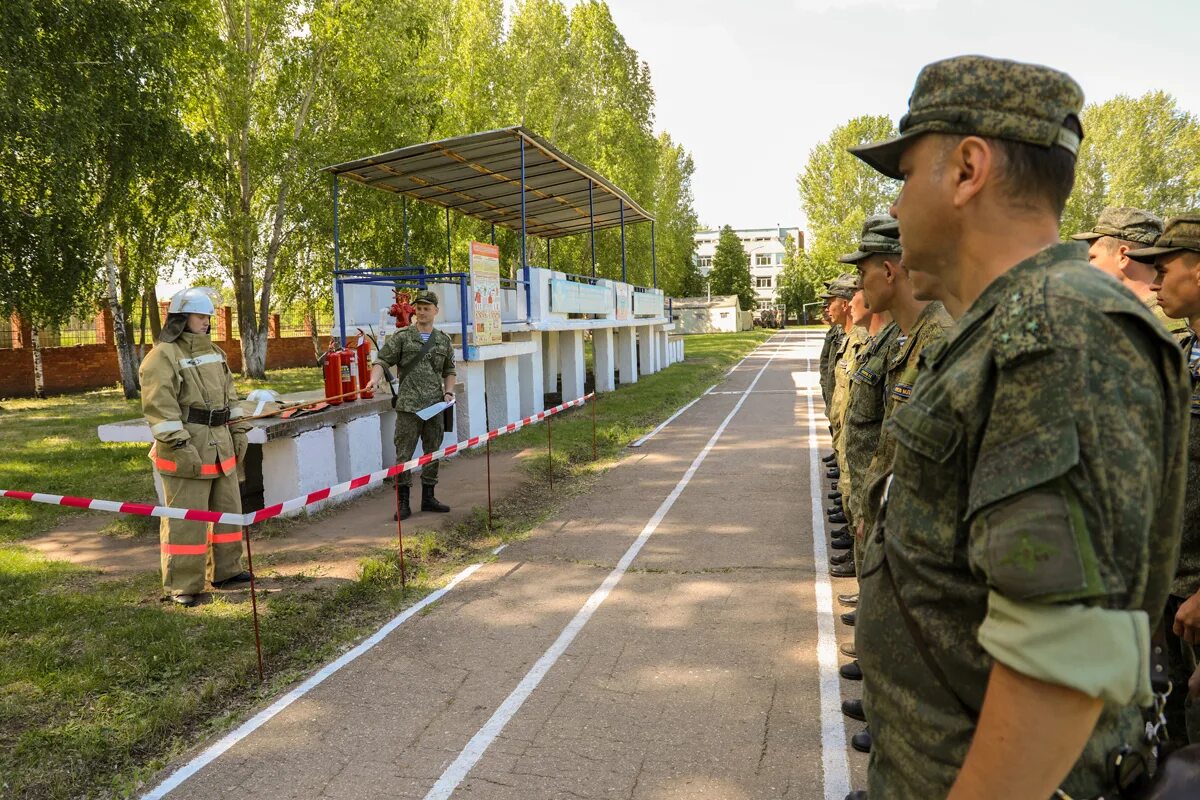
[754,253,771,266]
[775,253,785,265]
[755,276,772,288]
[698,256,712,268]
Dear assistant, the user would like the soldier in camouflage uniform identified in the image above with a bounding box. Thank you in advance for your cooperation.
[827,275,869,446]
[1072,207,1188,335]
[848,55,1189,799]
[819,287,849,415]
[1130,214,1200,746]
[368,290,457,520]
[836,217,903,558]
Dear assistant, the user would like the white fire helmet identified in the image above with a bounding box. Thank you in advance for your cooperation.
[167,286,220,316]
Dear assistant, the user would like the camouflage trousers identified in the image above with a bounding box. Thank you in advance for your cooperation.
[1164,595,1200,747]
[394,411,445,487]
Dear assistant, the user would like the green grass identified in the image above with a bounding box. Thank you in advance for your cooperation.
[0,368,325,545]
[0,333,770,799]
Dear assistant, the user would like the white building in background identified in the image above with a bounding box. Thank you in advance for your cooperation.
[693,226,804,312]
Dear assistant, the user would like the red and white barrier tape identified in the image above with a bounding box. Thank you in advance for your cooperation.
[1,394,594,528]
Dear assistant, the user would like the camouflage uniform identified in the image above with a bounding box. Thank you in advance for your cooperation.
[1072,206,1188,335]
[837,216,905,528]
[850,56,1190,798]
[843,322,899,526]
[374,316,456,487]
[819,321,843,412]
[1129,214,1200,745]
[858,302,953,545]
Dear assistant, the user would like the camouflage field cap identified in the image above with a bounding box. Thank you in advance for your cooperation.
[1071,207,1163,245]
[849,55,1084,180]
[412,290,439,306]
[1126,213,1200,263]
[838,215,902,263]
[826,272,860,299]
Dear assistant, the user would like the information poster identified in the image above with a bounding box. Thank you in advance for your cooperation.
[615,283,632,321]
[469,241,501,346]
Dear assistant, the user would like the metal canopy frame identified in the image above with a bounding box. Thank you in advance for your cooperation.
[324,126,657,350]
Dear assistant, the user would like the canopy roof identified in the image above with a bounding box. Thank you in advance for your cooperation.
[323,126,654,240]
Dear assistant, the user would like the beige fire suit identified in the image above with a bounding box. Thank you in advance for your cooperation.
[139,331,249,596]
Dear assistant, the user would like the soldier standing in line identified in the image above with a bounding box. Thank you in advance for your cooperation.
[1129,214,1200,747]
[819,288,848,416]
[827,275,868,480]
[1072,207,1188,334]
[848,55,1188,800]
[140,287,253,607]
[368,290,457,521]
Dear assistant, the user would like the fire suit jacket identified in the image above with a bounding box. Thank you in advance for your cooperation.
[139,331,249,479]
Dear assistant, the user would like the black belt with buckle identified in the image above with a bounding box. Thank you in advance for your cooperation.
[186,406,231,426]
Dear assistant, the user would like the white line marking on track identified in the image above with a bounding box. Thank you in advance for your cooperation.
[628,385,715,447]
[423,335,784,800]
[802,334,851,800]
[139,561,487,800]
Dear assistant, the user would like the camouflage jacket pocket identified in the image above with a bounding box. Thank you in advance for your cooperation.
[890,399,961,495]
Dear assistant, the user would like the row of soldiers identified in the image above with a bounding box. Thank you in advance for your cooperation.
[813,54,1200,799]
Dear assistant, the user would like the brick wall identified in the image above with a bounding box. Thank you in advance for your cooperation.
[0,322,333,399]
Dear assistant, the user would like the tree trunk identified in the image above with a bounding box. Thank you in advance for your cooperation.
[30,326,45,399]
[147,285,161,340]
[104,246,140,398]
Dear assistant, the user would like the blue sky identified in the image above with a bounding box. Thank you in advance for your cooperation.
[580,0,1200,231]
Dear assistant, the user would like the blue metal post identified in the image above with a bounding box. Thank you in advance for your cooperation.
[445,206,452,272]
[402,196,409,265]
[520,137,531,320]
[490,223,495,246]
[332,175,346,346]
[588,181,596,278]
[651,221,657,288]
[547,238,552,270]
[619,198,627,283]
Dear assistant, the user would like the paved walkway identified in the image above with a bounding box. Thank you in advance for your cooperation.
[143,331,866,800]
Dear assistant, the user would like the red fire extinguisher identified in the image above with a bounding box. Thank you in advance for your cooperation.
[338,344,358,403]
[322,345,345,405]
[355,331,374,400]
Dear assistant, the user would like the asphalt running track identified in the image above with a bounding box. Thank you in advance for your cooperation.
[143,330,868,800]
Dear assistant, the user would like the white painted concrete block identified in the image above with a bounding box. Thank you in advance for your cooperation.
[638,325,658,376]
[333,415,383,501]
[379,409,397,468]
[559,329,586,401]
[485,355,521,429]
[516,333,545,418]
[592,327,615,393]
[616,326,638,385]
[542,330,560,395]
[457,360,487,438]
[657,329,669,370]
[262,427,339,516]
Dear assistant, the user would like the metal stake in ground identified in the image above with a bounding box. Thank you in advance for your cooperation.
[485,438,494,530]
[547,414,554,492]
[394,481,407,589]
[242,529,265,682]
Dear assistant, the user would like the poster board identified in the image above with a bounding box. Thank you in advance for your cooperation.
[550,279,614,315]
[615,283,632,321]
[469,241,501,346]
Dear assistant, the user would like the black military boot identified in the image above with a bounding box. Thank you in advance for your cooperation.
[421,484,450,513]
[395,486,412,521]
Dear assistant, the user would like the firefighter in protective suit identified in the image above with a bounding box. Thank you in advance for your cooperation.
[139,287,252,606]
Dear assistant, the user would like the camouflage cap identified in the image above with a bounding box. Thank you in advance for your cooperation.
[1126,213,1200,263]
[849,55,1084,180]
[825,272,860,299]
[1070,207,1163,245]
[412,290,439,306]
[838,214,902,263]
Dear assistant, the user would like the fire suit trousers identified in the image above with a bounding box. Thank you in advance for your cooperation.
[159,470,244,596]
